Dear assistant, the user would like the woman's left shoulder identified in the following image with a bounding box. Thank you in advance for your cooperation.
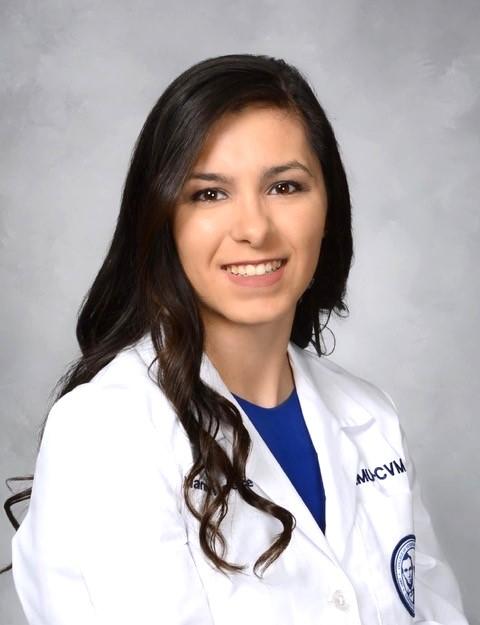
[294,345,400,427]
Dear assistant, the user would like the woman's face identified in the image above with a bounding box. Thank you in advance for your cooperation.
[172,104,328,333]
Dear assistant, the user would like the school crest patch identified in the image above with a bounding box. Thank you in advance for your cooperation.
[391,534,415,617]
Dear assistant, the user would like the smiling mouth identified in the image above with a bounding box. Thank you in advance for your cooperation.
[221,257,286,268]
[222,258,287,276]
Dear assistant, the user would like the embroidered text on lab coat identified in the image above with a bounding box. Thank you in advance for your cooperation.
[191,478,254,492]
[356,458,406,485]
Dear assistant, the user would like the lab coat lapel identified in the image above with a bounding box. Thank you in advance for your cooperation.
[199,345,338,564]
[284,343,371,564]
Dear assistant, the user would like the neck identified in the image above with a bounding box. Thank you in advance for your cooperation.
[203,316,295,409]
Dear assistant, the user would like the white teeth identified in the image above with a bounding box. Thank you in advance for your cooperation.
[225,259,283,276]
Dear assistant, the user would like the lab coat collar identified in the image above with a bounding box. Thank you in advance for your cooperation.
[134,333,366,564]
[133,332,373,430]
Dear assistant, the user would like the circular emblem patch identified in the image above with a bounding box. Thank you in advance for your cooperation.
[390,534,415,617]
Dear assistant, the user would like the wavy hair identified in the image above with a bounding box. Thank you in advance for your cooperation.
[2,53,353,577]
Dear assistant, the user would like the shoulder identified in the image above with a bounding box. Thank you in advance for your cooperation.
[33,345,186,525]
[42,343,177,464]
[291,344,400,429]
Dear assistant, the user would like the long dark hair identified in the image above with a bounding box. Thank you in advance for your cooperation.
[2,53,353,577]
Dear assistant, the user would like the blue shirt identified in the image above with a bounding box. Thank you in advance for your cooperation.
[231,386,326,533]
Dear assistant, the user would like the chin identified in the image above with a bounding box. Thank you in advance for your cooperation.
[222,306,294,326]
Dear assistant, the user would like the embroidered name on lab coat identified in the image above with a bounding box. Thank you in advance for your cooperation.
[356,458,406,485]
[191,478,254,492]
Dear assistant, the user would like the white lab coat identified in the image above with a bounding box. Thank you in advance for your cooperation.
[11,333,469,625]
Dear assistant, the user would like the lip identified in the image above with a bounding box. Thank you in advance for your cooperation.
[221,257,287,269]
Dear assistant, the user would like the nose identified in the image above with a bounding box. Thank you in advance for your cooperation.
[229,193,272,246]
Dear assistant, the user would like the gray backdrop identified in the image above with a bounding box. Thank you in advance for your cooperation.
[1,1,478,623]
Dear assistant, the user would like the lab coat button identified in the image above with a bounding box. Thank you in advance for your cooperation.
[331,589,349,611]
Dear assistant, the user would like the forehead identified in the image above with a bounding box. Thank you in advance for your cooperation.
[193,105,315,168]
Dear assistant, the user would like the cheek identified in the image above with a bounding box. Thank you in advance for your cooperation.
[292,209,326,257]
[174,214,222,271]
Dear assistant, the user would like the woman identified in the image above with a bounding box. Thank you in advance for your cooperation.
[4,53,468,624]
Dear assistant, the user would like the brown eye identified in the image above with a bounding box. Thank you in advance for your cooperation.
[270,181,304,195]
[191,188,227,202]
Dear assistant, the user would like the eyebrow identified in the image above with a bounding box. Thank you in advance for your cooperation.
[186,160,314,184]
